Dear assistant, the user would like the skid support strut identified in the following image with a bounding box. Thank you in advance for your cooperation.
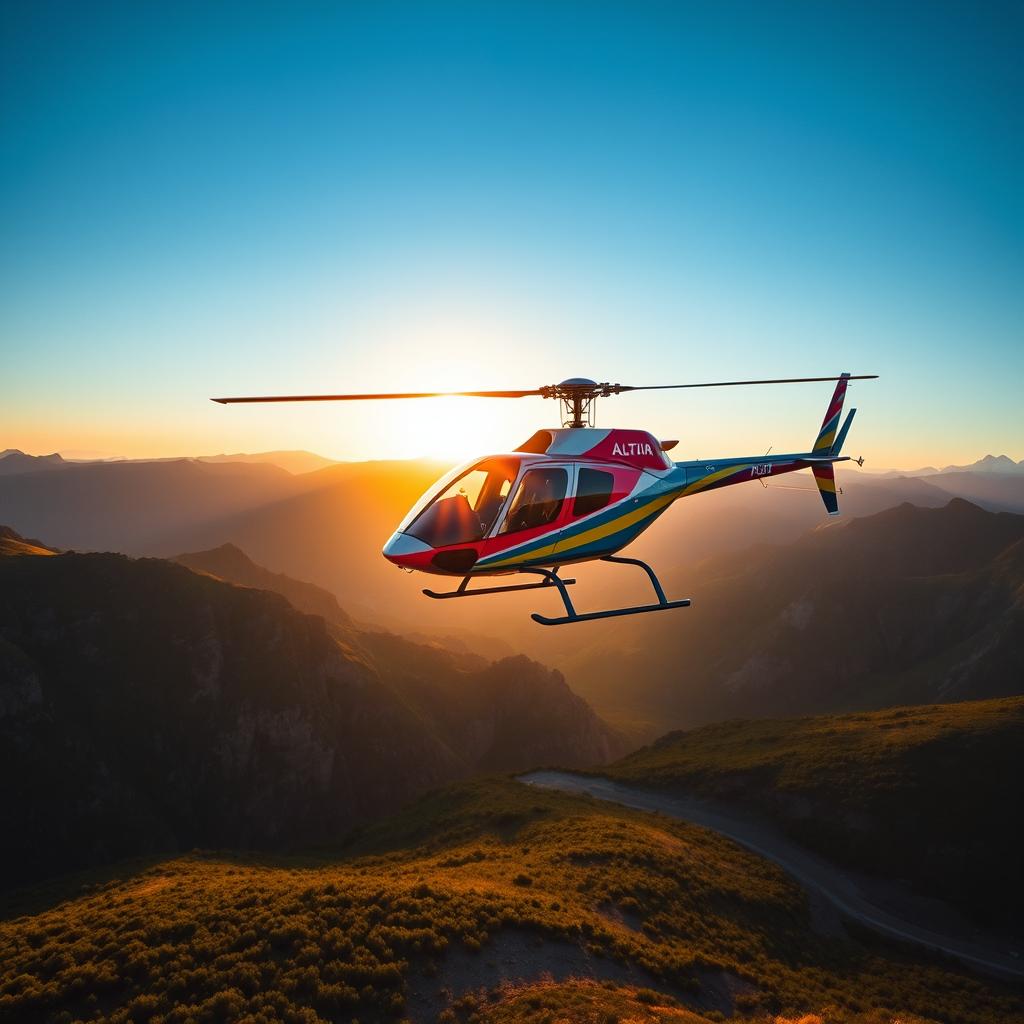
[530,554,691,625]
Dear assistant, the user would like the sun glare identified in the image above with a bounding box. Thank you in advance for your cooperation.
[372,395,534,462]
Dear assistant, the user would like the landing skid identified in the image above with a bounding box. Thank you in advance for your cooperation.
[423,554,690,626]
[423,573,577,599]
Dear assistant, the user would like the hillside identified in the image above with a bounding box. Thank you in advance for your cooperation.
[0,547,620,891]
[1,778,1019,1024]
[562,500,1024,730]
[606,697,1024,925]
[170,542,622,768]
[172,542,354,627]
[0,526,55,557]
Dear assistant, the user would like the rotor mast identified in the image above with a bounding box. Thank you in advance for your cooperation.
[541,378,616,428]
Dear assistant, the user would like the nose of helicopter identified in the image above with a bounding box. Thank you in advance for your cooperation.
[382,530,432,566]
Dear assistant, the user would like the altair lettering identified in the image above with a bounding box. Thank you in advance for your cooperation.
[611,442,654,457]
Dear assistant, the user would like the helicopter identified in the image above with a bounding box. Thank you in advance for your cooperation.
[213,372,876,625]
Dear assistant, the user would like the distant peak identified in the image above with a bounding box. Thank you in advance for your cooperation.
[939,454,1023,475]
[181,542,254,566]
[211,542,247,557]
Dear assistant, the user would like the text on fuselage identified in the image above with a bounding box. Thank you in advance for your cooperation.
[612,442,655,457]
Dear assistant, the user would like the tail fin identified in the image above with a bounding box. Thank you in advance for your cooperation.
[810,373,859,515]
[812,372,851,453]
[812,464,839,516]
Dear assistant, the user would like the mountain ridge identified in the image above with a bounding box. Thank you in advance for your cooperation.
[0,540,622,890]
[562,499,1024,730]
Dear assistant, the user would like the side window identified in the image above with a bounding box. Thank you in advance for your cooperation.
[573,468,615,517]
[499,468,568,535]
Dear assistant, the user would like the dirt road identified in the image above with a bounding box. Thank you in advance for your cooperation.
[520,770,1024,983]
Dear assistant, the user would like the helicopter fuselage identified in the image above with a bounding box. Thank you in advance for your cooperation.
[382,427,837,577]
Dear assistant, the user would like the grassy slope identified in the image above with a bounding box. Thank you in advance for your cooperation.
[1,779,1019,1024]
[605,697,1024,923]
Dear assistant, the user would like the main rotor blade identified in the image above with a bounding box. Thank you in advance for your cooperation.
[614,375,878,393]
[211,389,544,404]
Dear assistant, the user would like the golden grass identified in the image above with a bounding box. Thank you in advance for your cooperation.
[1,779,1019,1023]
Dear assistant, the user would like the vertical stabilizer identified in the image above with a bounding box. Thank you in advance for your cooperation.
[813,372,851,453]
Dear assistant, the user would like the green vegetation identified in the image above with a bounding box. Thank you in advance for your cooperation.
[2,778,1019,1023]
[605,697,1024,924]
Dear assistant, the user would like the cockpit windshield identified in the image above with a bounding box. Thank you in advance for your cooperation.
[402,457,521,547]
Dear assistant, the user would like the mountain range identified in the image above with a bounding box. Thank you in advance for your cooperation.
[3,447,1023,640]
[0,529,621,890]
[3,447,1023,732]
[561,499,1024,731]
[0,447,337,475]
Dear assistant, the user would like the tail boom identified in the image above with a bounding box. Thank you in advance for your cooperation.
[669,371,866,516]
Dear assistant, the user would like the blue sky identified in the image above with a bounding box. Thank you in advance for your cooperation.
[2,1,1021,465]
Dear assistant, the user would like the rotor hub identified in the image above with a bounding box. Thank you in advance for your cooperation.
[540,378,622,428]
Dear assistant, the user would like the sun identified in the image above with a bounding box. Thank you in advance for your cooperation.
[372,395,536,462]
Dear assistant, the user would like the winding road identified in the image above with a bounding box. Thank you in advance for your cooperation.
[519,771,1024,984]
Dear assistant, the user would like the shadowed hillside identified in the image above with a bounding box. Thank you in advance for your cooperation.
[168,541,621,768]
[1,778,1019,1024]
[563,500,1024,730]
[0,544,621,891]
[606,697,1024,926]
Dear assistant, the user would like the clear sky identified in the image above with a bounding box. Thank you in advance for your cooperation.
[2,2,1021,467]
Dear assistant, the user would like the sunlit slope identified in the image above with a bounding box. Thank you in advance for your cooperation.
[0,526,55,557]
[563,500,1024,729]
[2,779,1018,1024]
[606,697,1024,925]
[0,549,619,891]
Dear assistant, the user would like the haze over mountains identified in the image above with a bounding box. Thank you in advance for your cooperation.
[565,499,1024,731]
[3,446,1022,609]
[0,447,337,475]
[3,446,1022,727]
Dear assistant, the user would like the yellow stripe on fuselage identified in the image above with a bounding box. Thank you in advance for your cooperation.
[679,463,749,496]
[481,487,680,570]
